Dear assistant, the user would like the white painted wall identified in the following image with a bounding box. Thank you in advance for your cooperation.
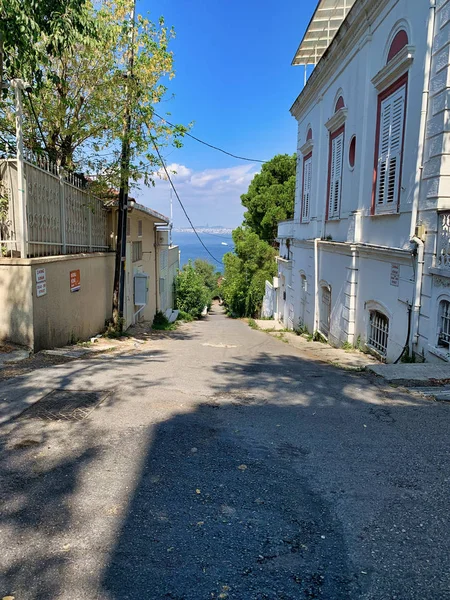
[276,0,447,362]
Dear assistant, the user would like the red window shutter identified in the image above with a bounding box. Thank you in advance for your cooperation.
[302,156,312,221]
[328,132,344,218]
[376,84,405,210]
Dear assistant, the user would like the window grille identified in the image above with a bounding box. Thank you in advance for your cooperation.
[438,299,450,348]
[368,311,389,356]
[132,240,142,262]
[437,212,450,268]
[320,286,331,337]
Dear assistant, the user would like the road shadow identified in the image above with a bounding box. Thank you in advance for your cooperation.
[0,351,449,599]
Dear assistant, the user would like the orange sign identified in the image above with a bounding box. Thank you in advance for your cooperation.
[70,269,81,292]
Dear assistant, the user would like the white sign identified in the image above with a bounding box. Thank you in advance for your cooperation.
[390,264,400,287]
[36,281,47,297]
[36,268,46,283]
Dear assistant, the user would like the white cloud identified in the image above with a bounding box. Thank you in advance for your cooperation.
[136,163,259,227]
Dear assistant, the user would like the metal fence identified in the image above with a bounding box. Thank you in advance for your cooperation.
[0,155,110,258]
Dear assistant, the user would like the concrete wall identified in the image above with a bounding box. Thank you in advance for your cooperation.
[0,260,33,348]
[0,253,115,351]
[32,253,115,350]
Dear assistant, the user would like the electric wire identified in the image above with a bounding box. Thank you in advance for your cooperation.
[146,126,223,265]
[153,110,266,164]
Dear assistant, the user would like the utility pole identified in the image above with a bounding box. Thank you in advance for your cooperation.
[112,0,136,329]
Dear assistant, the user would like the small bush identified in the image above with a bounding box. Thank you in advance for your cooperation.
[175,261,211,318]
[152,311,177,331]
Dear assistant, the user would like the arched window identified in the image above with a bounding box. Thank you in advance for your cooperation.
[387,30,409,63]
[306,127,313,141]
[335,96,345,112]
[438,299,450,348]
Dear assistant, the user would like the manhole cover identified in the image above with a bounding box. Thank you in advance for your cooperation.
[19,389,110,421]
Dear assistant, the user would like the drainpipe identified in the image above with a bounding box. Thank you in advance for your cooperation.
[314,237,320,332]
[154,225,159,313]
[409,0,435,353]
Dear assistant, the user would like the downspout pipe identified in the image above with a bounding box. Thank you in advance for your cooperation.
[314,237,320,333]
[154,224,159,313]
[409,0,435,354]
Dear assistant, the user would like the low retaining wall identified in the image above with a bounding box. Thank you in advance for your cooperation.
[0,253,115,351]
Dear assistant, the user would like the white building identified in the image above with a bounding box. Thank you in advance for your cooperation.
[275,0,450,363]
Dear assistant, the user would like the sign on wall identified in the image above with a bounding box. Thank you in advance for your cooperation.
[36,281,47,297]
[70,269,81,292]
[35,268,46,283]
[35,267,47,297]
[390,264,400,287]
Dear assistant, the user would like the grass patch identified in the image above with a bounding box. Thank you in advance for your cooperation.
[177,311,195,323]
[247,318,259,330]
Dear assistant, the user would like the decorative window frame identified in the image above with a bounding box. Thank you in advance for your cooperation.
[326,125,345,220]
[301,151,313,223]
[372,45,415,93]
[371,73,408,215]
[325,107,348,134]
[383,20,412,66]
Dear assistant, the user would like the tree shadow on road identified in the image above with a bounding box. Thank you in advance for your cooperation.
[0,351,449,600]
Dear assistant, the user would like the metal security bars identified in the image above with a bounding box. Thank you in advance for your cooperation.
[368,310,389,356]
[438,299,450,348]
[0,156,110,258]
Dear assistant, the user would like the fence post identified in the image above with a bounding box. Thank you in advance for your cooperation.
[59,167,67,254]
[11,80,28,258]
[88,197,93,252]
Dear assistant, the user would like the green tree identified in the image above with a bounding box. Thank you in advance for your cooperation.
[175,261,211,319]
[241,153,296,244]
[0,0,186,190]
[221,227,277,317]
[1,0,95,86]
[193,258,220,294]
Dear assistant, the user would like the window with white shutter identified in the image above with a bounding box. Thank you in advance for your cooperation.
[375,84,406,212]
[302,156,312,222]
[328,132,344,219]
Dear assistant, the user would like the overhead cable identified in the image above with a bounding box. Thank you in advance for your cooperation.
[153,110,266,164]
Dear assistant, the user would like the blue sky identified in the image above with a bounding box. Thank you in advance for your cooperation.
[136,0,315,227]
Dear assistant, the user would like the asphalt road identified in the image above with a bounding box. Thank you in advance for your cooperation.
[0,305,449,600]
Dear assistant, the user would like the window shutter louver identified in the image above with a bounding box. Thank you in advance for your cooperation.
[328,132,344,218]
[376,85,405,210]
[302,156,312,221]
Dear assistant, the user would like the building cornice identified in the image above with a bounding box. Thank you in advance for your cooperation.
[290,0,392,121]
